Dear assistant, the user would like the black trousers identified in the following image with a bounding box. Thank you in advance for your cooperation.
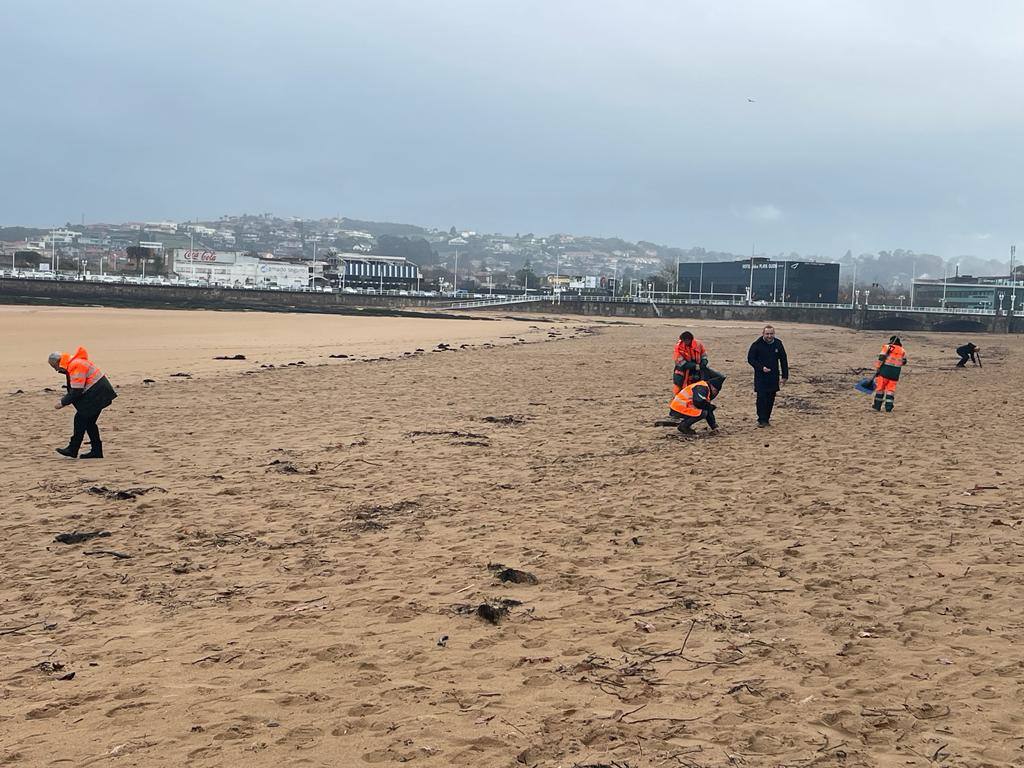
[955,352,970,367]
[756,391,777,424]
[677,409,717,432]
[70,409,103,452]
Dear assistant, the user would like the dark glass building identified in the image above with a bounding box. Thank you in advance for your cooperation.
[911,276,1023,311]
[326,253,421,289]
[677,258,840,303]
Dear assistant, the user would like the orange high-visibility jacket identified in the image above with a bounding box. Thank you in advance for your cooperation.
[670,380,711,417]
[875,343,906,381]
[61,347,104,392]
[673,339,707,366]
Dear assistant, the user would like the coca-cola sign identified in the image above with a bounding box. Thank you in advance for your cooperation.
[182,250,218,262]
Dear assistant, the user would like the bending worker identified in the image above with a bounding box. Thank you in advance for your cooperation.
[669,373,724,435]
[49,347,117,458]
[871,335,906,413]
[673,331,708,395]
[955,342,980,368]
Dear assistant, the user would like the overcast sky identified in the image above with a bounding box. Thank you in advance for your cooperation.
[3,1,1022,260]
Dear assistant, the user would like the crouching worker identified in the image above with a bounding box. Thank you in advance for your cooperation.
[871,336,906,413]
[49,347,117,458]
[669,374,724,435]
[955,342,980,367]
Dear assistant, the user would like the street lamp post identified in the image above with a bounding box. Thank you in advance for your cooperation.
[1011,245,1017,314]
[555,253,560,304]
[747,244,755,303]
[910,259,916,308]
[453,249,458,296]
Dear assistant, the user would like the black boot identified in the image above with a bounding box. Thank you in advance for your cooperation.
[871,394,883,411]
[56,446,78,458]
[80,444,104,459]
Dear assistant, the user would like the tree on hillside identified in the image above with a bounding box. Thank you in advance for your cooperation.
[13,250,45,268]
[374,235,436,266]
[514,258,537,289]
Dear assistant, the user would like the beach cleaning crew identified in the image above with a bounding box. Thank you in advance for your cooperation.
[49,347,117,458]
[669,374,724,435]
[673,331,708,395]
[747,325,788,427]
[955,341,980,368]
[871,336,906,412]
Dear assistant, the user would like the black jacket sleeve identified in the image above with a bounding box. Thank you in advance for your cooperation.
[61,386,85,407]
[60,372,84,407]
[747,341,759,370]
[778,340,789,379]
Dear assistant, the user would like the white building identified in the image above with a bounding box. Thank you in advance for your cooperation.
[44,229,81,246]
[144,221,179,233]
[172,249,314,289]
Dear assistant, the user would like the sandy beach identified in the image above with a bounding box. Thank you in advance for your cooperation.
[1,308,1022,767]
[0,306,583,390]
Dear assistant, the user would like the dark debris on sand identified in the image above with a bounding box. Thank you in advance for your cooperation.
[89,486,166,501]
[349,500,421,532]
[453,598,524,624]
[54,530,111,545]
[488,563,539,585]
[406,430,491,447]
[480,415,529,426]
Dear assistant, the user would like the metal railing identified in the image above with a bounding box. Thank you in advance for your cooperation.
[866,304,995,316]
[443,295,545,310]
[0,274,1009,318]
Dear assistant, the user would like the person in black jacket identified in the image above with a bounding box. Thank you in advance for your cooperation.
[746,325,788,427]
[955,342,980,367]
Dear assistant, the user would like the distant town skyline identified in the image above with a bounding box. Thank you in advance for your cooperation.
[3,1,1022,261]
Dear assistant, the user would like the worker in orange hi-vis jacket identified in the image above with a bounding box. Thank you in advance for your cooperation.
[672,331,708,395]
[871,336,907,413]
[49,347,118,459]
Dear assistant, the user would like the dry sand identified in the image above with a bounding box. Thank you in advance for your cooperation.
[0,306,581,390]
[1,310,1022,767]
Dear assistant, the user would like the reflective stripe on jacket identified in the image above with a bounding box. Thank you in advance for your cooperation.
[670,380,708,417]
[875,344,906,381]
[65,347,104,391]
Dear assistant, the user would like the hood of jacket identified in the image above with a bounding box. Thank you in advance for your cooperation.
[59,346,89,370]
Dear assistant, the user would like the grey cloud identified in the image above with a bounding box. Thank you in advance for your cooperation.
[1,0,1021,260]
